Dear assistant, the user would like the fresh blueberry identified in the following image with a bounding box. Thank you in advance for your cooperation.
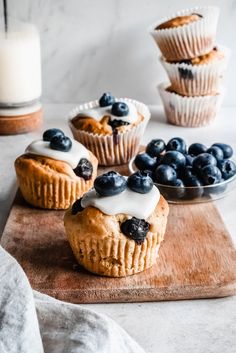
[188,143,207,156]
[161,151,186,170]
[204,179,228,197]
[192,153,217,171]
[71,198,84,215]
[212,143,233,159]
[50,135,72,152]
[184,175,202,187]
[165,178,185,200]
[43,128,64,142]
[179,166,196,181]
[108,119,130,131]
[183,176,203,199]
[207,146,224,162]
[154,164,177,185]
[146,139,166,157]
[73,158,93,180]
[111,102,129,117]
[166,137,186,154]
[218,159,236,180]
[99,92,115,107]
[201,165,222,185]
[94,171,127,196]
[127,171,153,194]
[185,154,194,166]
[134,153,157,171]
[120,217,150,244]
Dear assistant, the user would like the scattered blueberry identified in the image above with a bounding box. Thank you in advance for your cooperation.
[146,139,166,157]
[134,153,157,171]
[154,165,177,184]
[192,153,217,170]
[127,171,153,194]
[94,171,127,197]
[120,217,150,244]
[166,137,186,154]
[111,102,129,117]
[71,198,84,215]
[161,151,186,170]
[108,119,130,131]
[99,92,115,107]
[188,143,207,156]
[43,128,64,142]
[207,146,224,162]
[50,135,72,152]
[212,143,233,159]
[218,159,236,180]
[201,165,222,185]
[73,158,93,180]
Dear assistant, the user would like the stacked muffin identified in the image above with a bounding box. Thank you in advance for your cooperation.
[149,6,230,127]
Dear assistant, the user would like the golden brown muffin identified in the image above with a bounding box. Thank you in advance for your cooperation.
[71,113,143,136]
[15,151,98,209]
[69,96,151,166]
[64,195,169,277]
[174,47,225,66]
[156,13,202,30]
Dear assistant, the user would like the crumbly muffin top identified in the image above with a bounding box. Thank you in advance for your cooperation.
[156,13,202,30]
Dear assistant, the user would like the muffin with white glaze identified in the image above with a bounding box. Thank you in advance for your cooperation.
[64,171,169,277]
[68,93,150,166]
[15,128,98,209]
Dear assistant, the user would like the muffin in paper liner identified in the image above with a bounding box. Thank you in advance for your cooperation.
[64,195,169,277]
[160,45,230,96]
[158,82,224,127]
[68,98,150,166]
[15,151,98,210]
[149,6,219,61]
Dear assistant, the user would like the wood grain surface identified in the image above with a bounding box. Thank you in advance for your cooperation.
[1,185,236,303]
[0,108,43,135]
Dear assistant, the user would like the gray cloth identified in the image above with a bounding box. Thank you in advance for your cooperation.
[0,246,145,353]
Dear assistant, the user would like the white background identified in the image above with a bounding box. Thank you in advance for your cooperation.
[0,0,235,105]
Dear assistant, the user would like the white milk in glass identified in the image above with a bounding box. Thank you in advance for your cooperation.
[0,20,42,106]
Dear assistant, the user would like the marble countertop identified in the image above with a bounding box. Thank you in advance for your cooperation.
[0,104,236,353]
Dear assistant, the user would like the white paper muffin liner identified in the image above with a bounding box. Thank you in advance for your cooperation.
[160,45,230,96]
[158,82,224,127]
[68,98,150,166]
[149,6,219,61]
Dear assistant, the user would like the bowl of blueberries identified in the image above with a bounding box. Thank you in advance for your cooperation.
[129,137,236,203]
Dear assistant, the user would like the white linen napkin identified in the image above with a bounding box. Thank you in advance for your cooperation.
[0,246,145,353]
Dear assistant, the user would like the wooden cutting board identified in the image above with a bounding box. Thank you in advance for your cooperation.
[1,163,236,303]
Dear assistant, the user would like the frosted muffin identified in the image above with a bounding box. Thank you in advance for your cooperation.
[149,6,219,61]
[158,83,223,127]
[64,171,169,277]
[69,93,150,166]
[161,46,230,96]
[15,128,98,209]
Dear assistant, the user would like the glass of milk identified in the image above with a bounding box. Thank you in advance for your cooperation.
[0,19,42,107]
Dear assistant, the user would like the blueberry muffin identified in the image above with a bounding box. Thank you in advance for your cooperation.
[68,93,150,166]
[161,46,229,96]
[149,6,219,61]
[64,171,169,277]
[158,82,223,127]
[15,128,98,209]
